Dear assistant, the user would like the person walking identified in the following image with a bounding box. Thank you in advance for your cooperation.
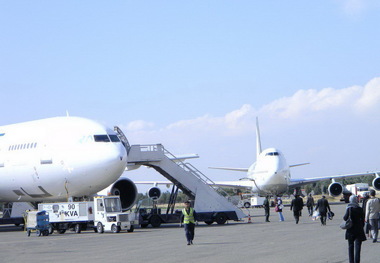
[276,197,285,221]
[361,192,371,238]
[315,195,331,226]
[290,194,304,224]
[365,189,380,243]
[343,195,366,263]
[180,200,197,245]
[306,193,315,216]
[263,195,270,222]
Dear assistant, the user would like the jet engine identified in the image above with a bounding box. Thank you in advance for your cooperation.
[372,177,380,191]
[328,182,343,197]
[98,178,138,211]
[148,187,161,200]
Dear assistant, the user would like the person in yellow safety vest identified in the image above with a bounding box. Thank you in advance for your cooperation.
[180,200,198,245]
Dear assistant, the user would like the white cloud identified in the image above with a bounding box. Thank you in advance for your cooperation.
[162,105,258,137]
[166,115,221,131]
[260,85,362,119]
[124,76,380,143]
[355,77,380,112]
[125,120,155,131]
[259,78,380,120]
[224,104,256,132]
[124,76,380,182]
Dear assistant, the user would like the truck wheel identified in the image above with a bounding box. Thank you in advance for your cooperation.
[43,230,49,236]
[111,224,120,233]
[74,224,81,234]
[204,220,213,225]
[150,215,161,228]
[97,222,104,234]
[36,230,41,236]
[244,202,251,208]
[58,229,66,234]
[127,225,134,233]
[215,213,227,225]
[27,229,31,237]
[48,224,54,234]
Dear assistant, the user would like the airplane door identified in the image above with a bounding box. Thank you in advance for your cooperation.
[96,198,105,220]
[40,141,53,165]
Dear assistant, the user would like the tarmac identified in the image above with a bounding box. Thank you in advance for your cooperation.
[0,202,379,263]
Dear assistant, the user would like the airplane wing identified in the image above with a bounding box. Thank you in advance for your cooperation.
[289,171,379,187]
[211,179,254,190]
[169,154,199,162]
[289,163,310,168]
[209,167,249,172]
[135,179,254,191]
[126,153,199,171]
[134,181,173,186]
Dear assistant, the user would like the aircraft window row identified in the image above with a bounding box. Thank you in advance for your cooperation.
[8,142,38,151]
[94,134,120,143]
[266,152,280,156]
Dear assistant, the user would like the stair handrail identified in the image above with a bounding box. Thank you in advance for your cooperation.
[161,146,234,201]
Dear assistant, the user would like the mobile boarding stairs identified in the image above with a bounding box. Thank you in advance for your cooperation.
[127,144,246,225]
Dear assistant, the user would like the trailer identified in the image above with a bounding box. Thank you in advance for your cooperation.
[38,196,137,234]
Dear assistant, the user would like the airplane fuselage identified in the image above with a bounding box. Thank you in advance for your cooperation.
[0,117,127,202]
[247,148,290,195]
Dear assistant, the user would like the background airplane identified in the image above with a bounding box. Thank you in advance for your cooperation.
[209,118,380,197]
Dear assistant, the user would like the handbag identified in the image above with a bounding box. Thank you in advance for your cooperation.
[328,211,334,220]
[312,210,320,221]
[340,207,353,230]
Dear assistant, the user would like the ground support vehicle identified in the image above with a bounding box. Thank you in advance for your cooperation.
[38,196,137,234]
[237,196,265,208]
[25,210,50,237]
[138,184,242,228]
[0,202,35,226]
[139,207,182,228]
[341,183,370,203]
[93,196,137,233]
[250,196,265,208]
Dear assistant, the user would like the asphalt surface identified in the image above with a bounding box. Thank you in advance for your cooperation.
[0,202,378,263]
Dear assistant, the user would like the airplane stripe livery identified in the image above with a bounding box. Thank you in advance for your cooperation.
[0,116,137,209]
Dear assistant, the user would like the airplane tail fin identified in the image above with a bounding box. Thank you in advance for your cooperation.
[256,117,262,159]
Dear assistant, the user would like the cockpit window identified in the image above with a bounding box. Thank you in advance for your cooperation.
[94,135,110,142]
[109,135,120,142]
[266,152,280,156]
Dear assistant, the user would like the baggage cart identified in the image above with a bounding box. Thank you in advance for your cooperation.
[25,210,50,237]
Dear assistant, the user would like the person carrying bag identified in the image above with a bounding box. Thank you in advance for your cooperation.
[340,208,353,229]
[342,195,366,263]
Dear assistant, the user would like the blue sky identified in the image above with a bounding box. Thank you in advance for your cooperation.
[1,1,380,192]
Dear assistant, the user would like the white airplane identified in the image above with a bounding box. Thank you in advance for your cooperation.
[210,118,380,198]
[0,116,138,210]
